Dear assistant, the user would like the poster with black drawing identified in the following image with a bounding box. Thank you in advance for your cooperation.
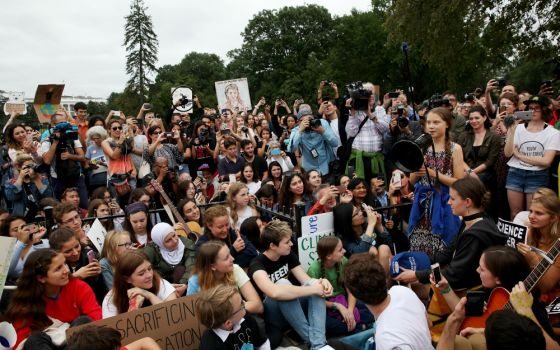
[215,78,251,113]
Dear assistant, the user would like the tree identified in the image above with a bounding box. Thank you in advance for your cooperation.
[226,5,337,104]
[123,0,158,100]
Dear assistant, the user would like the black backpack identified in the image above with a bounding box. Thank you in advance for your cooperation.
[55,143,81,182]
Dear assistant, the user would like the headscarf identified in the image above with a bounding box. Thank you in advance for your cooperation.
[151,223,185,266]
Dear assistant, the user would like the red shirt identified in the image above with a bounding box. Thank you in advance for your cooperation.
[13,278,102,347]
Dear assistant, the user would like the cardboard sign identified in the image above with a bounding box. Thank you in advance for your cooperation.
[3,91,27,116]
[66,295,204,349]
[33,84,64,123]
[298,232,334,271]
[301,212,334,237]
[0,237,17,301]
[86,219,107,253]
[215,78,252,112]
[497,218,528,248]
[546,297,560,315]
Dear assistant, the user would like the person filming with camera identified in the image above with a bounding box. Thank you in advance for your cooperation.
[39,112,88,207]
[5,154,52,219]
[288,103,339,177]
[344,82,389,181]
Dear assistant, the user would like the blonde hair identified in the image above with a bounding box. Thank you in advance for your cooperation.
[227,182,253,226]
[528,196,560,248]
[14,152,33,167]
[191,241,236,291]
[100,230,132,266]
[196,284,237,329]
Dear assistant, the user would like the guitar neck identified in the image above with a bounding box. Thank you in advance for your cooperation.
[158,189,187,226]
[522,239,560,292]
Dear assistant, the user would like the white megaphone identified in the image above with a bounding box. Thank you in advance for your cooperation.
[0,322,17,350]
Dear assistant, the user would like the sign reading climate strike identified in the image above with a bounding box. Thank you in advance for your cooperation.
[67,295,204,350]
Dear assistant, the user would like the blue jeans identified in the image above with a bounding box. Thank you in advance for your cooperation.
[263,283,327,349]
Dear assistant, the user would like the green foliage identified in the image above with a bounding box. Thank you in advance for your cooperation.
[86,101,109,117]
[124,0,158,99]
[226,5,337,104]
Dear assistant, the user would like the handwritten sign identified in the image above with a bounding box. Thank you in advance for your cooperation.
[301,212,334,237]
[33,84,64,123]
[0,237,16,301]
[67,295,204,350]
[497,218,528,248]
[298,231,334,271]
[87,219,107,253]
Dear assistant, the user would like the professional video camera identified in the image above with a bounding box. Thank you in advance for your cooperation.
[346,81,372,111]
[427,94,450,110]
[49,122,79,143]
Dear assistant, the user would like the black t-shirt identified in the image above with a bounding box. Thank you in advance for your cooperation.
[248,252,300,299]
[200,314,267,350]
[244,155,268,179]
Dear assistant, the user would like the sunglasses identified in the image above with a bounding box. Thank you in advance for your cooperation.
[112,126,123,131]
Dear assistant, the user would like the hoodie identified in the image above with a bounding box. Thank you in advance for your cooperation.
[416,217,506,290]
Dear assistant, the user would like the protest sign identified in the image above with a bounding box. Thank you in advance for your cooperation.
[33,84,64,123]
[0,237,17,301]
[67,295,204,350]
[215,78,251,112]
[497,218,528,248]
[87,219,107,253]
[3,91,27,116]
[298,232,334,271]
[171,86,193,113]
[301,212,334,237]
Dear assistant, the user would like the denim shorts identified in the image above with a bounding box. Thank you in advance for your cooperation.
[505,167,549,193]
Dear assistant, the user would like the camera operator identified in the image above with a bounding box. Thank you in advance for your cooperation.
[389,105,423,143]
[318,98,344,153]
[345,83,389,181]
[39,112,88,208]
[5,154,52,219]
[288,104,339,177]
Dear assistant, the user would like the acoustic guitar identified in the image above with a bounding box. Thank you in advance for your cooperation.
[150,179,202,243]
[460,238,560,330]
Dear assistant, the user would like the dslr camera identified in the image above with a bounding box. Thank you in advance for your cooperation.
[396,105,409,128]
[199,128,211,145]
[346,81,372,111]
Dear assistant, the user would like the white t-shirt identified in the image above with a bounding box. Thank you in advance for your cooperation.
[375,286,434,350]
[507,124,560,171]
[102,278,175,318]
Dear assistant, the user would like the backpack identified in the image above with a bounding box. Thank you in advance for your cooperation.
[55,142,81,182]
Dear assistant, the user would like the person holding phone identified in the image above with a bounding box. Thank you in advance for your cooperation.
[5,249,102,349]
[395,177,506,292]
[49,228,107,304]
[504,95,560,219]
[432,246,556,348]
[7,217,49,281]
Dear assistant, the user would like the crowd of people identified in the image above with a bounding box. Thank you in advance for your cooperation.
[0,78,559,350]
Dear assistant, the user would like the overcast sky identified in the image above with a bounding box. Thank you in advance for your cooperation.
[0,0,371,100]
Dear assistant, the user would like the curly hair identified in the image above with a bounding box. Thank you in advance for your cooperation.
[344,252,387,305]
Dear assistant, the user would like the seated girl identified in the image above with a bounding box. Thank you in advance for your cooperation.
[98,230,135,289]
[143,222,196,284]
[187,240,263,314]
[307,236,374,336]
[226,182,259,231]
[102,250,183,318]
[49,228,107,304]
[195,205,258,268]
[5,249,101,349]
[87,199,123,232]
[123,202,153,247]
[178,198,204,237]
